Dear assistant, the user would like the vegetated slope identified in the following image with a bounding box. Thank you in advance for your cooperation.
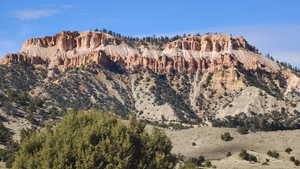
[0,30,299,135]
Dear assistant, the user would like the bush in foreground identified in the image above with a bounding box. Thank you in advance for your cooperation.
[12,110,176,169]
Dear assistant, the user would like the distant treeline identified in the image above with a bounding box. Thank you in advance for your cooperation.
[211,110,300,132]
[265,53,300,73]
[94,28,224,46]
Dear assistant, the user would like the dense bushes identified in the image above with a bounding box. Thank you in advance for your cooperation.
[12,110,176,169]
[0,122,12,145]
[0,142,19,168]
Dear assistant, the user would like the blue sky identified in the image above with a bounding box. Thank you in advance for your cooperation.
[1,0,300,67]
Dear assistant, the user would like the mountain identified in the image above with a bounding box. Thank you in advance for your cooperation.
[0,30,300,133]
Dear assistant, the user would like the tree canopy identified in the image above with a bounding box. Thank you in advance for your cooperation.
[12,110,176,169]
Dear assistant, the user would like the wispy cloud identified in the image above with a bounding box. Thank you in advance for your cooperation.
[14,9,60,20]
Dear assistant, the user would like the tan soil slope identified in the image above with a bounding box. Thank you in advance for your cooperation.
[166,127,300,169]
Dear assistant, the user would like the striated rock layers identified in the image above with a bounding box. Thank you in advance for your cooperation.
[0,31,279,74]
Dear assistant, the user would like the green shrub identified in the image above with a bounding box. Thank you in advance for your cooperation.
[203,161,212,167]
[267,150,279,159]
[290,156,296,162]
[285,147,293,154]
[20,128,35,141]
[221,132,233,141]
[239,149,257,162]
[12,110,176,169]
[289,156,300,166]
[294,160,300,166]
[182,155,213,168]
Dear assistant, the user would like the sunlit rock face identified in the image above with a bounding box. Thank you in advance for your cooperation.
[1,31,279,74]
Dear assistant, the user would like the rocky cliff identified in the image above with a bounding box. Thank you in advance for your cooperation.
[2,31,278,74]
[0,30,299,128]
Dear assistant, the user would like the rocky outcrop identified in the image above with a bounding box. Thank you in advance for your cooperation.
[57,51,113,67]
[22,31,79,51]
[0,53,47,65]
[22,31,120,52]
[166,34,254,52]
[118,54,239,73]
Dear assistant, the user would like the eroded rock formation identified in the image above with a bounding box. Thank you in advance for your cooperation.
[166,34,253,52]
[1,31,271,74]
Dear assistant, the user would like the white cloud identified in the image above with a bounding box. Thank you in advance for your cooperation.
[15,9,60,20]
